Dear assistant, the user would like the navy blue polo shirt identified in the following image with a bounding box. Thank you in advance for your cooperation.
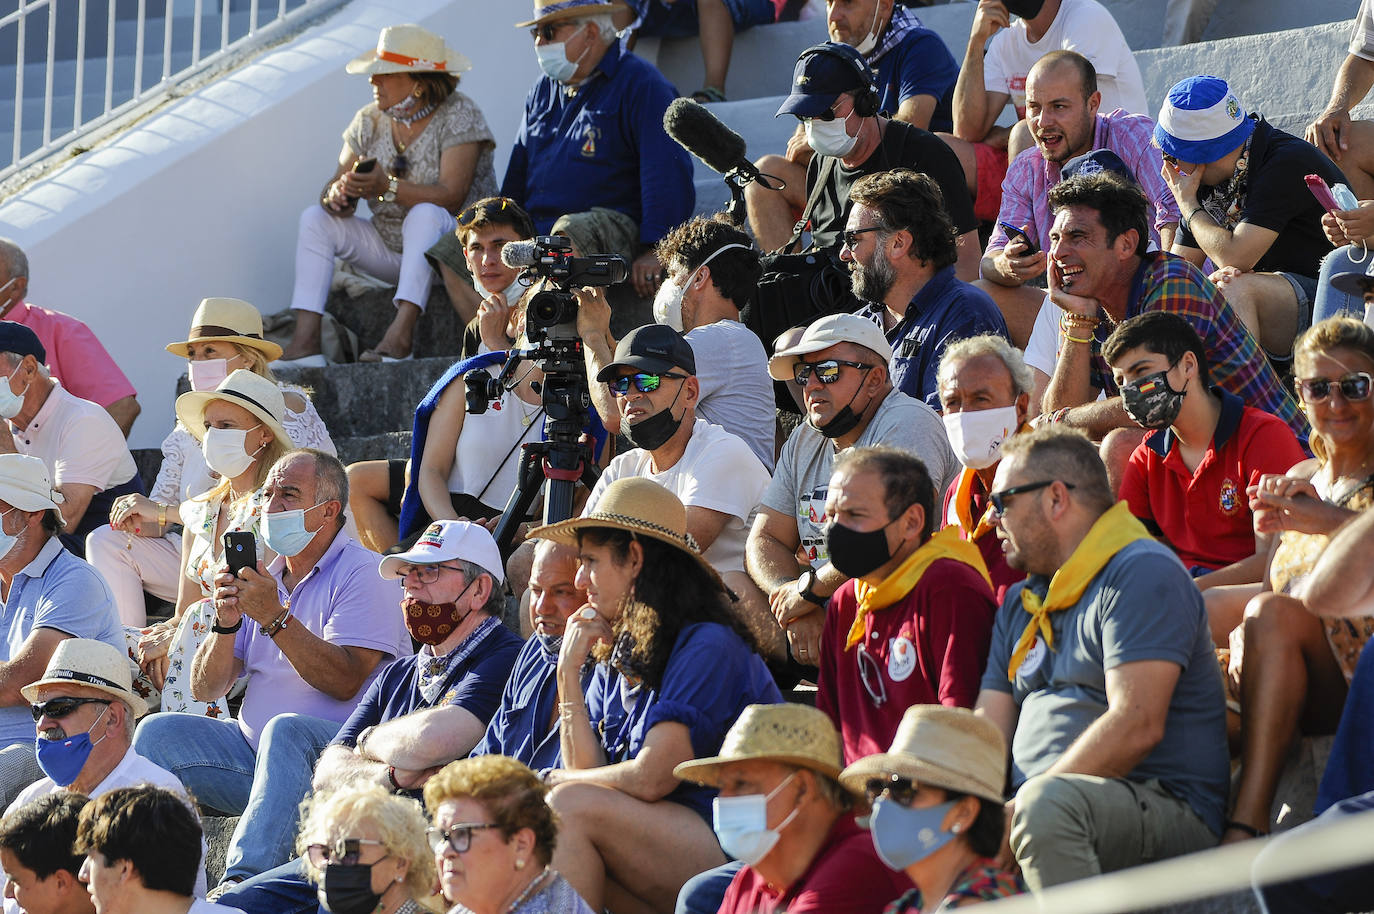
[872,25,959,133]
[469,635,565,773]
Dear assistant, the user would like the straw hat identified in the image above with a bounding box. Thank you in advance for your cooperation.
[174,369,292,449]
[21,638,148,718]
[839,705,1006,803]
[0,454,65,527]
[515,0,628,29]
[674,703,851,791]
[346,24,471,76]
[165,298,283,362]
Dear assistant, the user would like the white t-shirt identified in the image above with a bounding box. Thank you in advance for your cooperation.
[685,320,776,470]
[1352,0,1374,61]
[445,380,544,511]
[984,0,1147,119]
[1024,295,1109,401]
[12,382,137,492]
[585,419,770,575]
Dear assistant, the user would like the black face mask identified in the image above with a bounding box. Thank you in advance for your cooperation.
[1121,365,1187,430]
[624,383,685,451]
[318,863,383,914]
[812,381,873,440]
[826,517,898,579]
[1002,0,1046,18]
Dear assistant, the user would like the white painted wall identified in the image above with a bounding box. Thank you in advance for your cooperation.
[0,0,540,448]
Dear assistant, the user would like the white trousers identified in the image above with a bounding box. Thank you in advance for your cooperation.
[289,202,455,314]
[86,526,183,627]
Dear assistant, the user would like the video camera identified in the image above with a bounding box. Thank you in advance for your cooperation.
[499,235,628,339]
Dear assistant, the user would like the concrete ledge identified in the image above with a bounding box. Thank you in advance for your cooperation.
[273,356,455,439]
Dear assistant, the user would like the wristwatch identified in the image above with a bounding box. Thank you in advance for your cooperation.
[210,615,243,635]
[796,569,827,606]
[380,175,399,203]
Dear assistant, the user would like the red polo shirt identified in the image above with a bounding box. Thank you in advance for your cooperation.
[942,471,1026,604]
[816,558,996,764]
[1119,389,1306,572]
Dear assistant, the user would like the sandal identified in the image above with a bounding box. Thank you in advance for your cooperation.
[358,348,413,363]
[691,87,726,104]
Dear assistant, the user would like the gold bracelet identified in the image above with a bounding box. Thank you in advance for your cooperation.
[158,503,167,533]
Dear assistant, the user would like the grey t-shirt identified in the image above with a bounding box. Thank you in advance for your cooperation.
[760,389,958,568]
[980,539,1229,835]
[687,320,776,470]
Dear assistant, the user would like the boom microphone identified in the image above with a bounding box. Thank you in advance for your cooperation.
[663,97,755,177]
[500,239,542,269]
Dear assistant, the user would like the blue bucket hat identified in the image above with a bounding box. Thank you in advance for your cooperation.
[1153,75,1255,165]
[775,42,873,119]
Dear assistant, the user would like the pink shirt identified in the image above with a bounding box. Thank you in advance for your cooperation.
[8,300,137,407]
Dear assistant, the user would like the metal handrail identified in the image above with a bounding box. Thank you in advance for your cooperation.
[0,0,345,183]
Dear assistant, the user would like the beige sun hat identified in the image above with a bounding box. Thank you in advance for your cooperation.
[174,369,292,449]
[839,705,1007,803]
[515,0,628,29]
[164,297,283,362]
[528,477,710,568]
[0,454,66,527]
[21,638,148,718]
[346,24,472,76]
[674,703,852,791]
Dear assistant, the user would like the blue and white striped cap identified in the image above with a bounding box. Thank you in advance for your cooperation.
[1153,76,1255,164]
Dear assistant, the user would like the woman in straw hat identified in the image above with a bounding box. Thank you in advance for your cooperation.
[92,297,335,628]
[280,23,498,364]
[839,705,1023,912]
[528,477,783,913]
[129,370,294,717]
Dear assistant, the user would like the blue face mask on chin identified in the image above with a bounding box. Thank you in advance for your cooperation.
[35,706,110,787]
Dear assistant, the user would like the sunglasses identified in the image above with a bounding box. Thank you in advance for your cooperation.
[304,838,385,868]
[841,225,883,250]
[1295,372,1374,403]
[389,154,408,179]
[865,774,919,807]
[427,823,500,855]
[988,480,1074,516]
[397,563,465,585]
[791,359,873,387]
[528,21,578,41]
[807,97,848,122]
[457,196,516,229]
[30,697,111,722]
[608,372,686,396]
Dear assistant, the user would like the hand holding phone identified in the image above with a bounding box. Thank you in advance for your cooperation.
[1307,174,1344,213]
[224,531,257,578]
[998,221,1039,256]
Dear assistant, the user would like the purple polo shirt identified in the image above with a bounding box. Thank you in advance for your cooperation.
[233,532,408,749]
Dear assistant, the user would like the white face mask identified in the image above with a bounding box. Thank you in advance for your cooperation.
[711,772,799,867]
[942,405,1020,470]
[261,502,327,557]
[536,25,588,84]
[202,425,264,480]
[188,357,231,393]
[652,243,751,332]
[0,507,18,560]
[806,115,859,158]
[851,0,884,55]
[0,370,28,420]
[474,274,526,310]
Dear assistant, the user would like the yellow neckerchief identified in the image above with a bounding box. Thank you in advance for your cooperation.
[952,469,997,542]
[847,526,993,650]
[1006,501,1152,680]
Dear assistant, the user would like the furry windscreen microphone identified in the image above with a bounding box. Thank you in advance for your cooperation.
[663,97,750,174]
[500,240,542,268]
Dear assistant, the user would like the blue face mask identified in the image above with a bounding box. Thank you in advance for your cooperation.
[35,706,110,787]
[869,797,958,871]
[261,501,328,557]
[536,26,587,83]
[0,507,18,560]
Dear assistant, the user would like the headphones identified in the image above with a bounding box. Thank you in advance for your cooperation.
[797,43,881,118]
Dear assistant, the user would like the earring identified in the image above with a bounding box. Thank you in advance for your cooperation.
[515,859,526,870]
[951,823,963,834]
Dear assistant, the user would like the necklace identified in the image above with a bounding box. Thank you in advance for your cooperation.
[505,866,553,912]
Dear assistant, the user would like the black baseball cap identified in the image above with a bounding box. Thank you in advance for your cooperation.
[0,321,45,363]
[776,42,872,120]
[596,324,696,381]
[1061,149,1137,185]
[1330,268,1374,297]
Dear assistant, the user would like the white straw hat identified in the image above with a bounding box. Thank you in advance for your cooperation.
[346,24,471,76]
[21,638,148,718]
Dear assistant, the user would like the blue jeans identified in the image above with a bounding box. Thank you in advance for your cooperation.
[216,858,320,914]
[1312,244,1371,323]
[675,860,743,914]
[132,711,339,881]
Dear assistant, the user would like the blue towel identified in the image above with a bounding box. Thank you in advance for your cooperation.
[1317,638,1374,813]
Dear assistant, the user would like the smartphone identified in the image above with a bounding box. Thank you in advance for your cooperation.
[1307,174,1343,213]
[998,221,1039,256]
[224,531,257,578]
[352,156,377,174]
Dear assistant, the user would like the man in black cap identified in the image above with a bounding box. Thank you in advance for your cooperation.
[742,41,978,282]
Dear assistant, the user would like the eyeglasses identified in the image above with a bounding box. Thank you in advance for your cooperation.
[988,480,1075,517]
[864,774,919,807]
[397,563,465,584]
[855,645,887,707]
[426,823,500,855]
[30,697,111,722]
[304,839,385,868]
[791,359,873,387]
[608,372,686,396]
[529,21,577,41]
[840,226,883,251]
[1295,372,1374,403]
[457,196,516,229]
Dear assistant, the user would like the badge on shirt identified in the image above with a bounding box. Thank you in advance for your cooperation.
[580,126,601,158]
[1219,478,1240,515]
[1016,636,1047,679]
[888,635,916,682]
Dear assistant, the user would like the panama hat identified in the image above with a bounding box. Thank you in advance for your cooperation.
[22,638,148,718]
[346,24,472,76]
[515,0,628,29]
[839,705,1006,803]
[674,703,853,792]
[0,454,65,527]
[165,298,282,362]
[174,369,292,449]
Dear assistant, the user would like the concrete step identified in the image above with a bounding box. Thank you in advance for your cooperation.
[333,430,413,466]
[273,355,455,439]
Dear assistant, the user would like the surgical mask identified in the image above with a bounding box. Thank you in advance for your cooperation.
[653,243,751,332]
[942,405,1019,470]
[317,863,383,914]
[1002,0,1046,18]
[826,516,898,579]
[623,381,685,451]
[536,27,587,83]
[712,772,799,866]
[0,276,16,304]
[35,706,109,787]
[851,0,884,55]
[806,116,858,158]
[0,507,17,560]
[475,274,526,309]
[1121,366,1187,430]
[869,797,958,870]
[188,357,231,393]
[202,425,264,479]
[261,501,327,558]
[0,370,29,420]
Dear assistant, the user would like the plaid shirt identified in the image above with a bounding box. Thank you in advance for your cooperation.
[1086,252,1309,448]
[884,860,1023,912]
[986,111,1181,255]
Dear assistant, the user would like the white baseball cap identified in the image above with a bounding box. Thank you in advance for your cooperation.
[768,312,893,382]
[378,521,505,584]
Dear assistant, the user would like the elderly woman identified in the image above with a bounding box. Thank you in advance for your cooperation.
[90,297,333,627]
[424,755,593,914]
[280,24,498,364]
[840,705,1023,912]
[529,477,783,913]
[298,786,435,914]
[1222,317,1374,842]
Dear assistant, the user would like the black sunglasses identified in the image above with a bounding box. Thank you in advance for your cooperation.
[1295,372,1374,403]
[457,196,516,229]
[528,21,577,41]
[792,359,873,387]
[988,480,1074,516]
[841,226,883,250]
[30,697,111,722]
[609,372,686,396]
[865,774,919,807]
[427,823,500,855]
[807,97,847,122]
[304,838,385,868]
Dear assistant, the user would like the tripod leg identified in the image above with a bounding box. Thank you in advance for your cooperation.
[493,447,549,559]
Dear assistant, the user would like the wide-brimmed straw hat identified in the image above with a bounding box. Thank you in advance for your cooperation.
[165,297,282,362]
[529,477,709,567]
[839,705,1006,803]
[174,369,292,449]
[674,703,852,792]
[21,638,148,718]
[346,24,472,77]
[515,0,628,29]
